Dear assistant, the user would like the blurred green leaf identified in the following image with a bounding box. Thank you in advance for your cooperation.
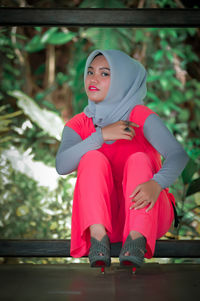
[83,28,132,52]
[186,177,200,197]
[154,50,164,61]
[56,72,69,86]
[34,63,45,76]
[25,35,45,53]
[41,28,58,43]
[79,0,125,8]
[8,90,64,140]
[160,78,169,90]
[182,158,197,184]
[50,221,58,230]
[10,33,27,40]
[134,30,145,43]
[166,51,173,62]
[47,32,76,45]
[16,205,29,217]
[179,109,190,122]
[35,27,42,32]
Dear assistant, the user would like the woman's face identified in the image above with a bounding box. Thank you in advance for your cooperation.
[85,55,111,103]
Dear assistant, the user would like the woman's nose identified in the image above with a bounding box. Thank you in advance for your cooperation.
[90,75,98,83]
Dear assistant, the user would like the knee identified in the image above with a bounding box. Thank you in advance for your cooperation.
[123,152,154,184]
[80,150,107,164]
[126,152,150,166]
[79,150,110,171]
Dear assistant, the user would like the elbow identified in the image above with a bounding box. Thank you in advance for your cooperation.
[56,167,65,176]
[177,148,190,172]
[56,166,64,176]
[55,156,74,175]
[55,156,66,175]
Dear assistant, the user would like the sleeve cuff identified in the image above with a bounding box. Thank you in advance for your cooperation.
[90,126,104,147]
[152,175,166,190]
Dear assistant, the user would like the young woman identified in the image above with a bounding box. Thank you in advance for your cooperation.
[56,49,189,268]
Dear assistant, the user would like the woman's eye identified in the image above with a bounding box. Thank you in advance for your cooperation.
[102,72,110,77]
[87,70,93,75]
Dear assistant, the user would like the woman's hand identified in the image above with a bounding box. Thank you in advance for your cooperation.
[129,180,162,212]
[101,121,139,141]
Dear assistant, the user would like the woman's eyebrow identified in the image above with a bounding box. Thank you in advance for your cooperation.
[99,67,110,71]
[88,66,110,71]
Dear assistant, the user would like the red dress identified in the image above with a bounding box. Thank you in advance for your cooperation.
[66,105,175,259]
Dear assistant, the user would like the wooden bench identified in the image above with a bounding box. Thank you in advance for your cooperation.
[0,239,200,258]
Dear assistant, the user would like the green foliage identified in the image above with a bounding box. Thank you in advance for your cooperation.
[79,0,126,8]
[182,158,197,185]
[186,178,200,197]
[0,31,23,93]
[155,0,177,7]
[0,26,76,253]
[81,28,134,52]
[0,158,74,240]
[25,28,76,53]
[0,105,22,148]
[9,90,64,140]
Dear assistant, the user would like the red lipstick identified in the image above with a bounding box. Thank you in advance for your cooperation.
[89,85,100,91]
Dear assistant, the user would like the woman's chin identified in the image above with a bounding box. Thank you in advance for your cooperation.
[90,98,104,103]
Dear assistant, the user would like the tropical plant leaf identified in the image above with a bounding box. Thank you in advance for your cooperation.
[25,35,45,53]
[0,136,12,144]
[186,177,200,197]
[182,158,197,184]
[47,32,76,45]
[3,147,60,191]
[8,90,64,141]
[79,0,125,8]
[0,111,22,120]
[40,27,58,43]
[83,28,132,51]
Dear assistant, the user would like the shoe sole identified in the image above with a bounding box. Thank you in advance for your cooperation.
[90,258,111,268]
[119,256,143,268]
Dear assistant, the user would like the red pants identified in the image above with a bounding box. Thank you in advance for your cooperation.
[70,150,174,258]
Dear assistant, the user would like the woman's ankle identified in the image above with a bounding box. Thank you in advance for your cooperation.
[124,231,146,257]
[90,224,106,241]
[129,230,144,240]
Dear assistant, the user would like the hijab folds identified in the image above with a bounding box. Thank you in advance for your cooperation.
[83,49,147,128]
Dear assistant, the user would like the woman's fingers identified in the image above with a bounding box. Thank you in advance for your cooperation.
[129,121,140,128]
[130,192,144,209]
[123,130,135,139]
[129,180,160,211]
[130,200,150,210]
[122,123,135,139]
[129,185,140,198]
[102,120,139,141]
[130,197,149,210]
[146,202,155,212]
[129,186,150,210]
[131,191,143,203]
[122,121,139,140]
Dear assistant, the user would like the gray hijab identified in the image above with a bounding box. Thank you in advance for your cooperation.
[83,49,147,128]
